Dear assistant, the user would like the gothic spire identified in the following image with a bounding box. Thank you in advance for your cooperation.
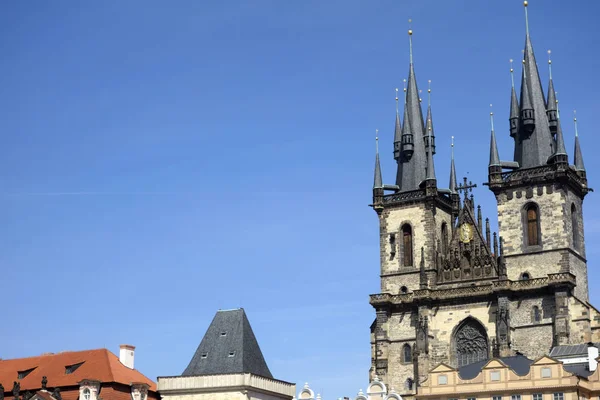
[509,59,520,138]
[424,80,436,154]
[374,131,383,189]
[393,88,402,161]
[546,50,559,137]
[549,92,567,164]
[425,123,436,182]
[515,1,554,168]
[395,22,427,191]
[489,106,501,167]
[449,136,457,193]
[573,111,586,172]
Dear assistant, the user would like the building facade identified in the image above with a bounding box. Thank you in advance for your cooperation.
[368,2,599,398]
[0,346,157,400]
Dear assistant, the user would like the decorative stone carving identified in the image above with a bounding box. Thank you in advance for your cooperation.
[41,377,47,390]
[12,382,20,400]
[416,316,429,354]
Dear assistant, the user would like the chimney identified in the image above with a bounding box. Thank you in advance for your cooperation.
[588,343,598,372]
[119,344,135,369]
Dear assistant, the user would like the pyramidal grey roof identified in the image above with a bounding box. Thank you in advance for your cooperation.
[182,308,273,378]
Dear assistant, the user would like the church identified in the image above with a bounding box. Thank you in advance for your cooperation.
[368,1,597,398]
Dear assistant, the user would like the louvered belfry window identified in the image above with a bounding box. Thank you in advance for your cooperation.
[526,205,539,246]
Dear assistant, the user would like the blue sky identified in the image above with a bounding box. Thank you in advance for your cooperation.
[1,1,599,398]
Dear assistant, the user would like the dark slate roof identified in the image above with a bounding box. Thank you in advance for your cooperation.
[563,363,594,378]
[182,308,273,379]
[549,343,600,358]
[458,355,533,380]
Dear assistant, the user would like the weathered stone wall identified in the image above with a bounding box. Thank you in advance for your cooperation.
[509,295,555,358]
[379,201,452,293]
[387,341,416,397]
[570,297,592,343]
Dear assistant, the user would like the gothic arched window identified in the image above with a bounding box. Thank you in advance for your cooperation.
[572,203,580,250]
[454,318,489,368]
[525,203,540,246]
[402,224,413,266]
[403,343,412,363]
[441,222,449,254]
[532,306,541,323]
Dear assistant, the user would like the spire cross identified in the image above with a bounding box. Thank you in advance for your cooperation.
[456,177,477,198]
[574,110,579,137]
[408,19,414,64]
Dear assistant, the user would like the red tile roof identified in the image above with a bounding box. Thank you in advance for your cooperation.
[0,349,157,393]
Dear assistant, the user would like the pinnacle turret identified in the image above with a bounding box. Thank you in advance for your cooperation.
[509,60,520,138]
[574,112,586,174]
[374,133,383,189]
[546,52,558,136]
[449,137,457,193]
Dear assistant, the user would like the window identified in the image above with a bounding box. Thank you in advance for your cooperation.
[402,224,413,266]
[220,331,227,337]
[490,371,501,381]
[553,394,564,400]
[228,351,235,357]
[83,389,91,400]
[467,397,477,400]
[533,394,543,400]
[438,375,448,385]
[521,272,530,280]
[201,353,208,359]
[512,395,522,400]
[525,203,540,246]
[441,222,448,254]
[454,318,489,368]
[533,306,541,323]
[390,234,396,260]
[493,396,502,400]
[17,368,35,379]
[400,286,408,294]
[541,367,551,378]
[572,204,580,250]
[65,362,84,374]
[403,344,412,363]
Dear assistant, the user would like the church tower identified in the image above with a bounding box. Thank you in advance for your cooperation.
[486,1,591,346]
[370,26,460,396]
[368,4,597,399]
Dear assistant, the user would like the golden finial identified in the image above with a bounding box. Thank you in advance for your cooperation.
[375,129,379,153]
[408,19,414,64]
[509,59,515,88]
[490,103,495,131]
[451,136,455,159]
[524,1,530,36]
[547,50,553,79]
[403,79,407,103]
[395,88,399,114]
[574,110,579,137]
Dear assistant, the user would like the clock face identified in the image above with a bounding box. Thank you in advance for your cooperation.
[459,223,474,243]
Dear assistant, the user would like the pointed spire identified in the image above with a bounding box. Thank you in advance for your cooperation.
[425,80,436,154]
[509,59,519,138]
[546,50,559,137]
[396,22,426,191]
[549,92,568,164]
[574,111,586,172]
[524,1,530,37]
[489,105,501,167]
[425,121,436,181]
[516,1,554,168]
[449,136,457,193]
[374,130,383,189]
[393,88,402,160]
